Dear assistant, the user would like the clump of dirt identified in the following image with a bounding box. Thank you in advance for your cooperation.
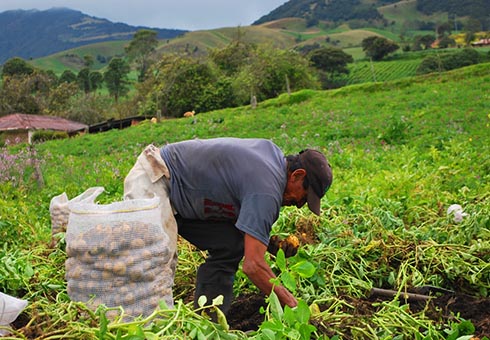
[227,293,267,332]
[432,293,490,336]
[294,215,320,245]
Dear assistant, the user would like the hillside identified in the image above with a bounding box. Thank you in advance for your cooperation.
[0,8,186,64]
[254,0,490,29]
[3,0,489,68]
[1,62,489,338]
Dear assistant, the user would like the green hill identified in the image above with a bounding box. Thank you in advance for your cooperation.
[254,0,490,30]
[28,17,424,74]
[0,8,186,64]
[29,40,128,73]
[2,62,489,338]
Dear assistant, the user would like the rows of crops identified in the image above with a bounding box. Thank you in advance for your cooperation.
[344,59,421,85]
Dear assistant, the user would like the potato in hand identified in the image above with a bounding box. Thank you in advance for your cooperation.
[267,234,299,258]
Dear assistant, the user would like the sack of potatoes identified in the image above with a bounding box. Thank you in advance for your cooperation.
[65,195,173,319]
[49,187,104,246]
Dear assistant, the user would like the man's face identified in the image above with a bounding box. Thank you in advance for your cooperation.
[282,169,308,208]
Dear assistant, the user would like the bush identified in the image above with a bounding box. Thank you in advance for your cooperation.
[417,48,482,75]
[31,130,69,143]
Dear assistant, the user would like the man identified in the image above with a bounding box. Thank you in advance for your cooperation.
[124,137,332,314]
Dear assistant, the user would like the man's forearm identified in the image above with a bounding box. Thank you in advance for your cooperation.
[243,233,298,307]
[243,258,297,307]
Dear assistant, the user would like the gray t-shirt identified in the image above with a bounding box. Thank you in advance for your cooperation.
[160,138,287,245]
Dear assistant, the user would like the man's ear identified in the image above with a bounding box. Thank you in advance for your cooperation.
[292,168,307,181]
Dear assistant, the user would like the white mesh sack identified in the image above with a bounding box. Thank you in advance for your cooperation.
[65,196,173,319]
[0,292,28,336]
[49,187,105,244]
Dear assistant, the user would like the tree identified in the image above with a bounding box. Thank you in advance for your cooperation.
[362,36,400,61]
[233,47,318,103]
[89,71,103,92]
[412,34,436,50]
[308,47,353,77]
[209,41,254,76]
[436,22,452,38]
[83,55,94,68]
[77,68,91,93]
[0,70,73,116]
[125,30,159,81]
[463,18,481,46]
[308,47,353,89]
[438,35,456,49]
[2,57,34,78]
[104,58,130,102]
[59,70,77,84]
[139,55,234,117]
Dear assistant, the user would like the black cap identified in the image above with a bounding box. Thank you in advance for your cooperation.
[298,149,333,215]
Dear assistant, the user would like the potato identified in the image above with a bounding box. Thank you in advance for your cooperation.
[129,268,144,281]
[90,270,100,280]
[81,251,95,264]
[130,238,145,249]
[102,270,113,280]
[69,265,82,280]
[125,292,135,305]
[103,262,113,272]
[113,261,127,275]
[141,249,152,261]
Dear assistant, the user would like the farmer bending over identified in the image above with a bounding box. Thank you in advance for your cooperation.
[123,137,333,315]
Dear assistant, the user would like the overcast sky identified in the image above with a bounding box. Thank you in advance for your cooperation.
[0,0,287,31]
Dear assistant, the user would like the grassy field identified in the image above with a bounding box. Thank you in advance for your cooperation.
[30,41,128,74]
[1,62,489,339]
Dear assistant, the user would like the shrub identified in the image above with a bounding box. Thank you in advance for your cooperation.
[31,130,69,143]
[417,48,482,75]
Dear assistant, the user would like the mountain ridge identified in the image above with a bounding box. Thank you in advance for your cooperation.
[253,0,489,26]
[0,8,186,64]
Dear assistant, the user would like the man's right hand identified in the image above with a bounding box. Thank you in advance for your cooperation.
[267,234,300,258]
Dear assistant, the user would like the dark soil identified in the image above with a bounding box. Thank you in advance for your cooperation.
[226,292,490,338]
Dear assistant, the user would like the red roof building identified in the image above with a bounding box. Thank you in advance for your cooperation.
[471,38,490,47]
[0,113,88,144]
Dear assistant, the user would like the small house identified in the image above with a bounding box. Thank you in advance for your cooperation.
[471,38,490,47]
[0,113,88,144]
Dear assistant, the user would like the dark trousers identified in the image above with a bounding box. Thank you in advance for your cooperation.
[176,216,245,313]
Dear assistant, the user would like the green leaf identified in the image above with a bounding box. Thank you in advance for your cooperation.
[96,307,108,340]
[261,320,285,332]
[295,300,311,324]
[212,294,224,306]
[127,325,145,337]
[268,291,284,320]
[276,248,286,272]
[290,261,316,278]
[281,271,297,293]
[298,323,316,339]
[216,307,230,331]
[456,320,476,335]
[197,295,207,307]
[260,328,277,340]
[283,305,296,325]
[286,329,301,339]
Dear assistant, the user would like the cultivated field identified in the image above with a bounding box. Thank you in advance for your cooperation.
[1,63,489,339]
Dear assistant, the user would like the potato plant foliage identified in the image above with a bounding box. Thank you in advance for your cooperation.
[0,62,489,339]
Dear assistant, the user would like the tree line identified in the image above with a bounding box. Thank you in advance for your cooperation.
[0,29,363,124]
[0,28,485,125]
